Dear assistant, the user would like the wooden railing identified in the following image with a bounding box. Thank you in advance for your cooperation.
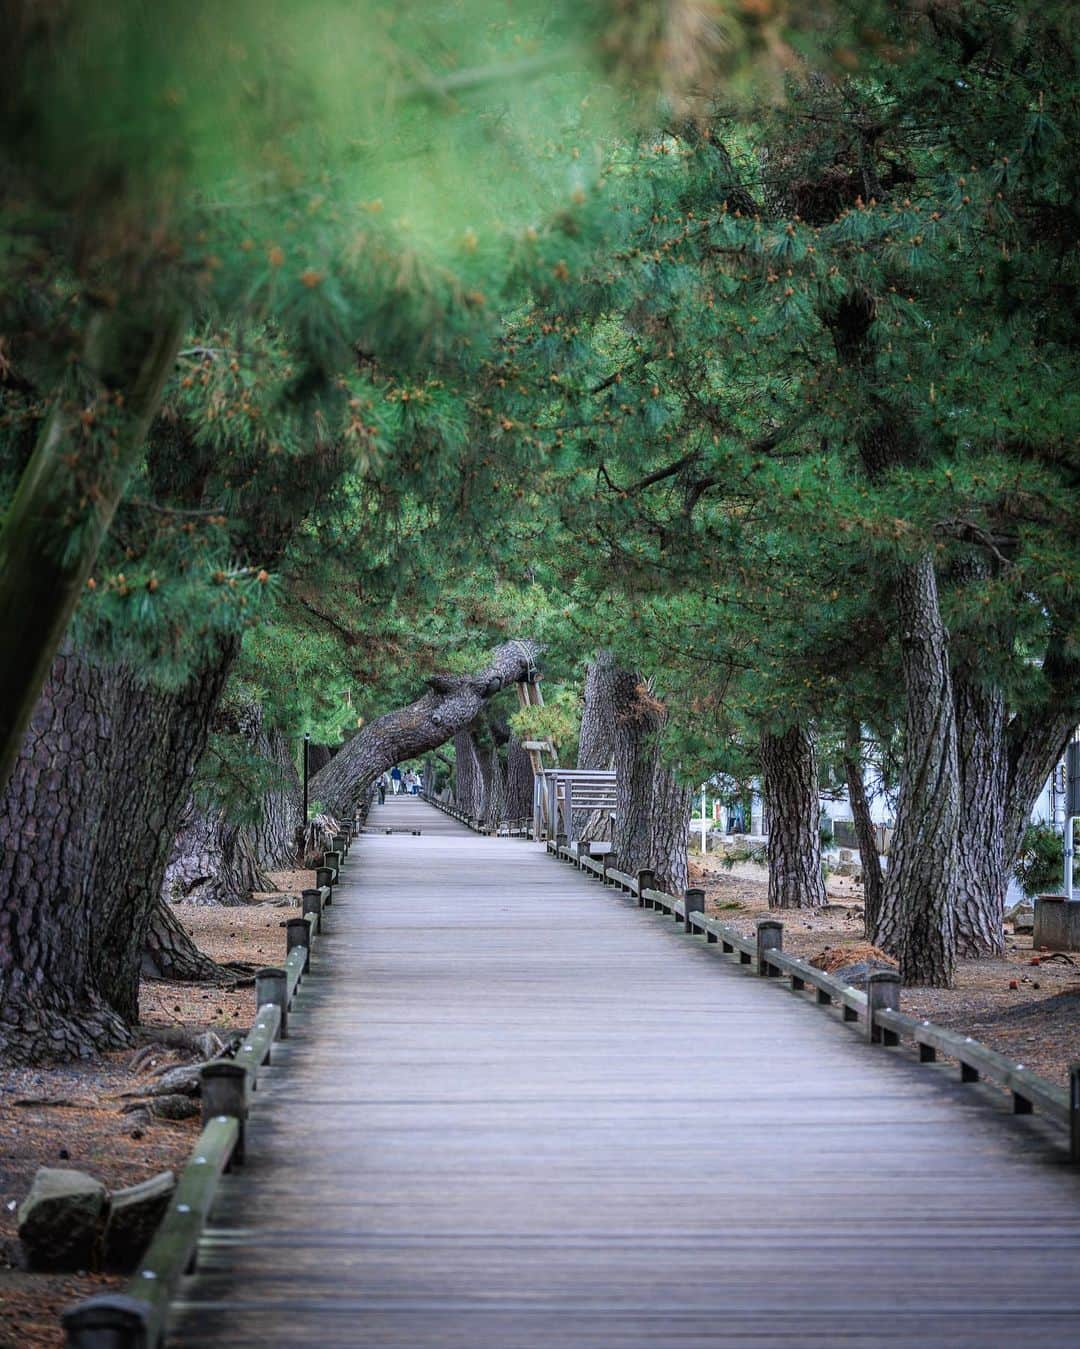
[548,839,1080,1163]
[61,830,354,1349]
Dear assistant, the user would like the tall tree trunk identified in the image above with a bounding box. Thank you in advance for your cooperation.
[611,668,688,892]
[649,761,692,895]
[483,742,508,831]
[256,726,301,868]
[0,648,131,1063]
[952,667,1008,956]
[310,639,541,817]
[872,558,959,986]
[576,651,617,842]
[505,738,535,823]
[453,730,486,819]
[612,669,661,877]
[842,723,886,937]
[0,636,237,1062]
[760,725,828,909]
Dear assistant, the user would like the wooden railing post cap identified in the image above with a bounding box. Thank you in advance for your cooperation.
[286,916,309,940]
[256,965,287,983]
[867,968,901,986]
[61,1291,149,1348]
[757,918,783,932]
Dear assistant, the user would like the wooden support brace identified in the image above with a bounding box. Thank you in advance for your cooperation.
[919,1041,937,1063]
[637,869,655,904]
[707,930,718,945]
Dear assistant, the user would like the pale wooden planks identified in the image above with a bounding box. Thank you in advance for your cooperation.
[168,798,1080,1348]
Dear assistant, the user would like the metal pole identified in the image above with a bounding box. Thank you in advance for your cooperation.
[1066,816,1075,901]
[302,732,310,826]
[700,784,707,854]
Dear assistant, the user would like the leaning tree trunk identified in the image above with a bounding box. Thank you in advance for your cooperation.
[143,900,242,983]
[842,723,886,938]
[760,724,828,910]
[0,636,237,1062]
[872,558,959,986]
[310,639,541,817]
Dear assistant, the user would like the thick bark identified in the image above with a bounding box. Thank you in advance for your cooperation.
[505,738,535,823]
[576,651,617,842]
[952,668,1008,956]
[256,726,301,867]
[161,707,298,907]
[142,901,244,983]
[482,742,508,831]
[162,800,272,907]
[649,761,692,895]
[310,639,542,816]
[453,730,486,819]
[872,558,958,986]
[578,651,617,770]
[611,668,688,893]
[0,637,236,1062]
[842,724,886,937]
[760,725,827,909]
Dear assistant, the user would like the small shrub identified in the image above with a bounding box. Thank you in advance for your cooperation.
[1015,821,1071,898]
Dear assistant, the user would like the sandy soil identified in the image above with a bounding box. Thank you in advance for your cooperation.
[0,873,303,1349]
[691,858,1080,1088]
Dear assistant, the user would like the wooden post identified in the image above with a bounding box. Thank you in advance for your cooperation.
[302,888,323,935]
[61,1292,149,1348]
[201,1061,248,1163]
[286,916,310,972]
[322,850,341,873]
[636,868,654,909]
[256,967,288,1039]
[865,969,901,1044]
[684,887,705,934]
[315,865,334,901]
[1071,1062,1080,1165]
[756,919,782,976]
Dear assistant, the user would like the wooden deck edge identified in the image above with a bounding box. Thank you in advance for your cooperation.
[61,843,350,1348]
[542,845,1079,1161]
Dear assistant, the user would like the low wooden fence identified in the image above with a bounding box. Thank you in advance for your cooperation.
[549,839,1080,1164]
[61,827,356,1349]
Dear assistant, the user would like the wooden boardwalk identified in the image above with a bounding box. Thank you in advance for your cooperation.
[170,797,1080,1347]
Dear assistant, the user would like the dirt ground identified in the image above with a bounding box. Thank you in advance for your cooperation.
[691,858,1080,1088]
[0,874,303,1349]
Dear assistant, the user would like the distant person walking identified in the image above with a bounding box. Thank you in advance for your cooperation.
[377,773,388,805]
[390,765,403,795]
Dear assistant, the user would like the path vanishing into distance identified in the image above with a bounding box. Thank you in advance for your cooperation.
[169,795,1080,1348]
